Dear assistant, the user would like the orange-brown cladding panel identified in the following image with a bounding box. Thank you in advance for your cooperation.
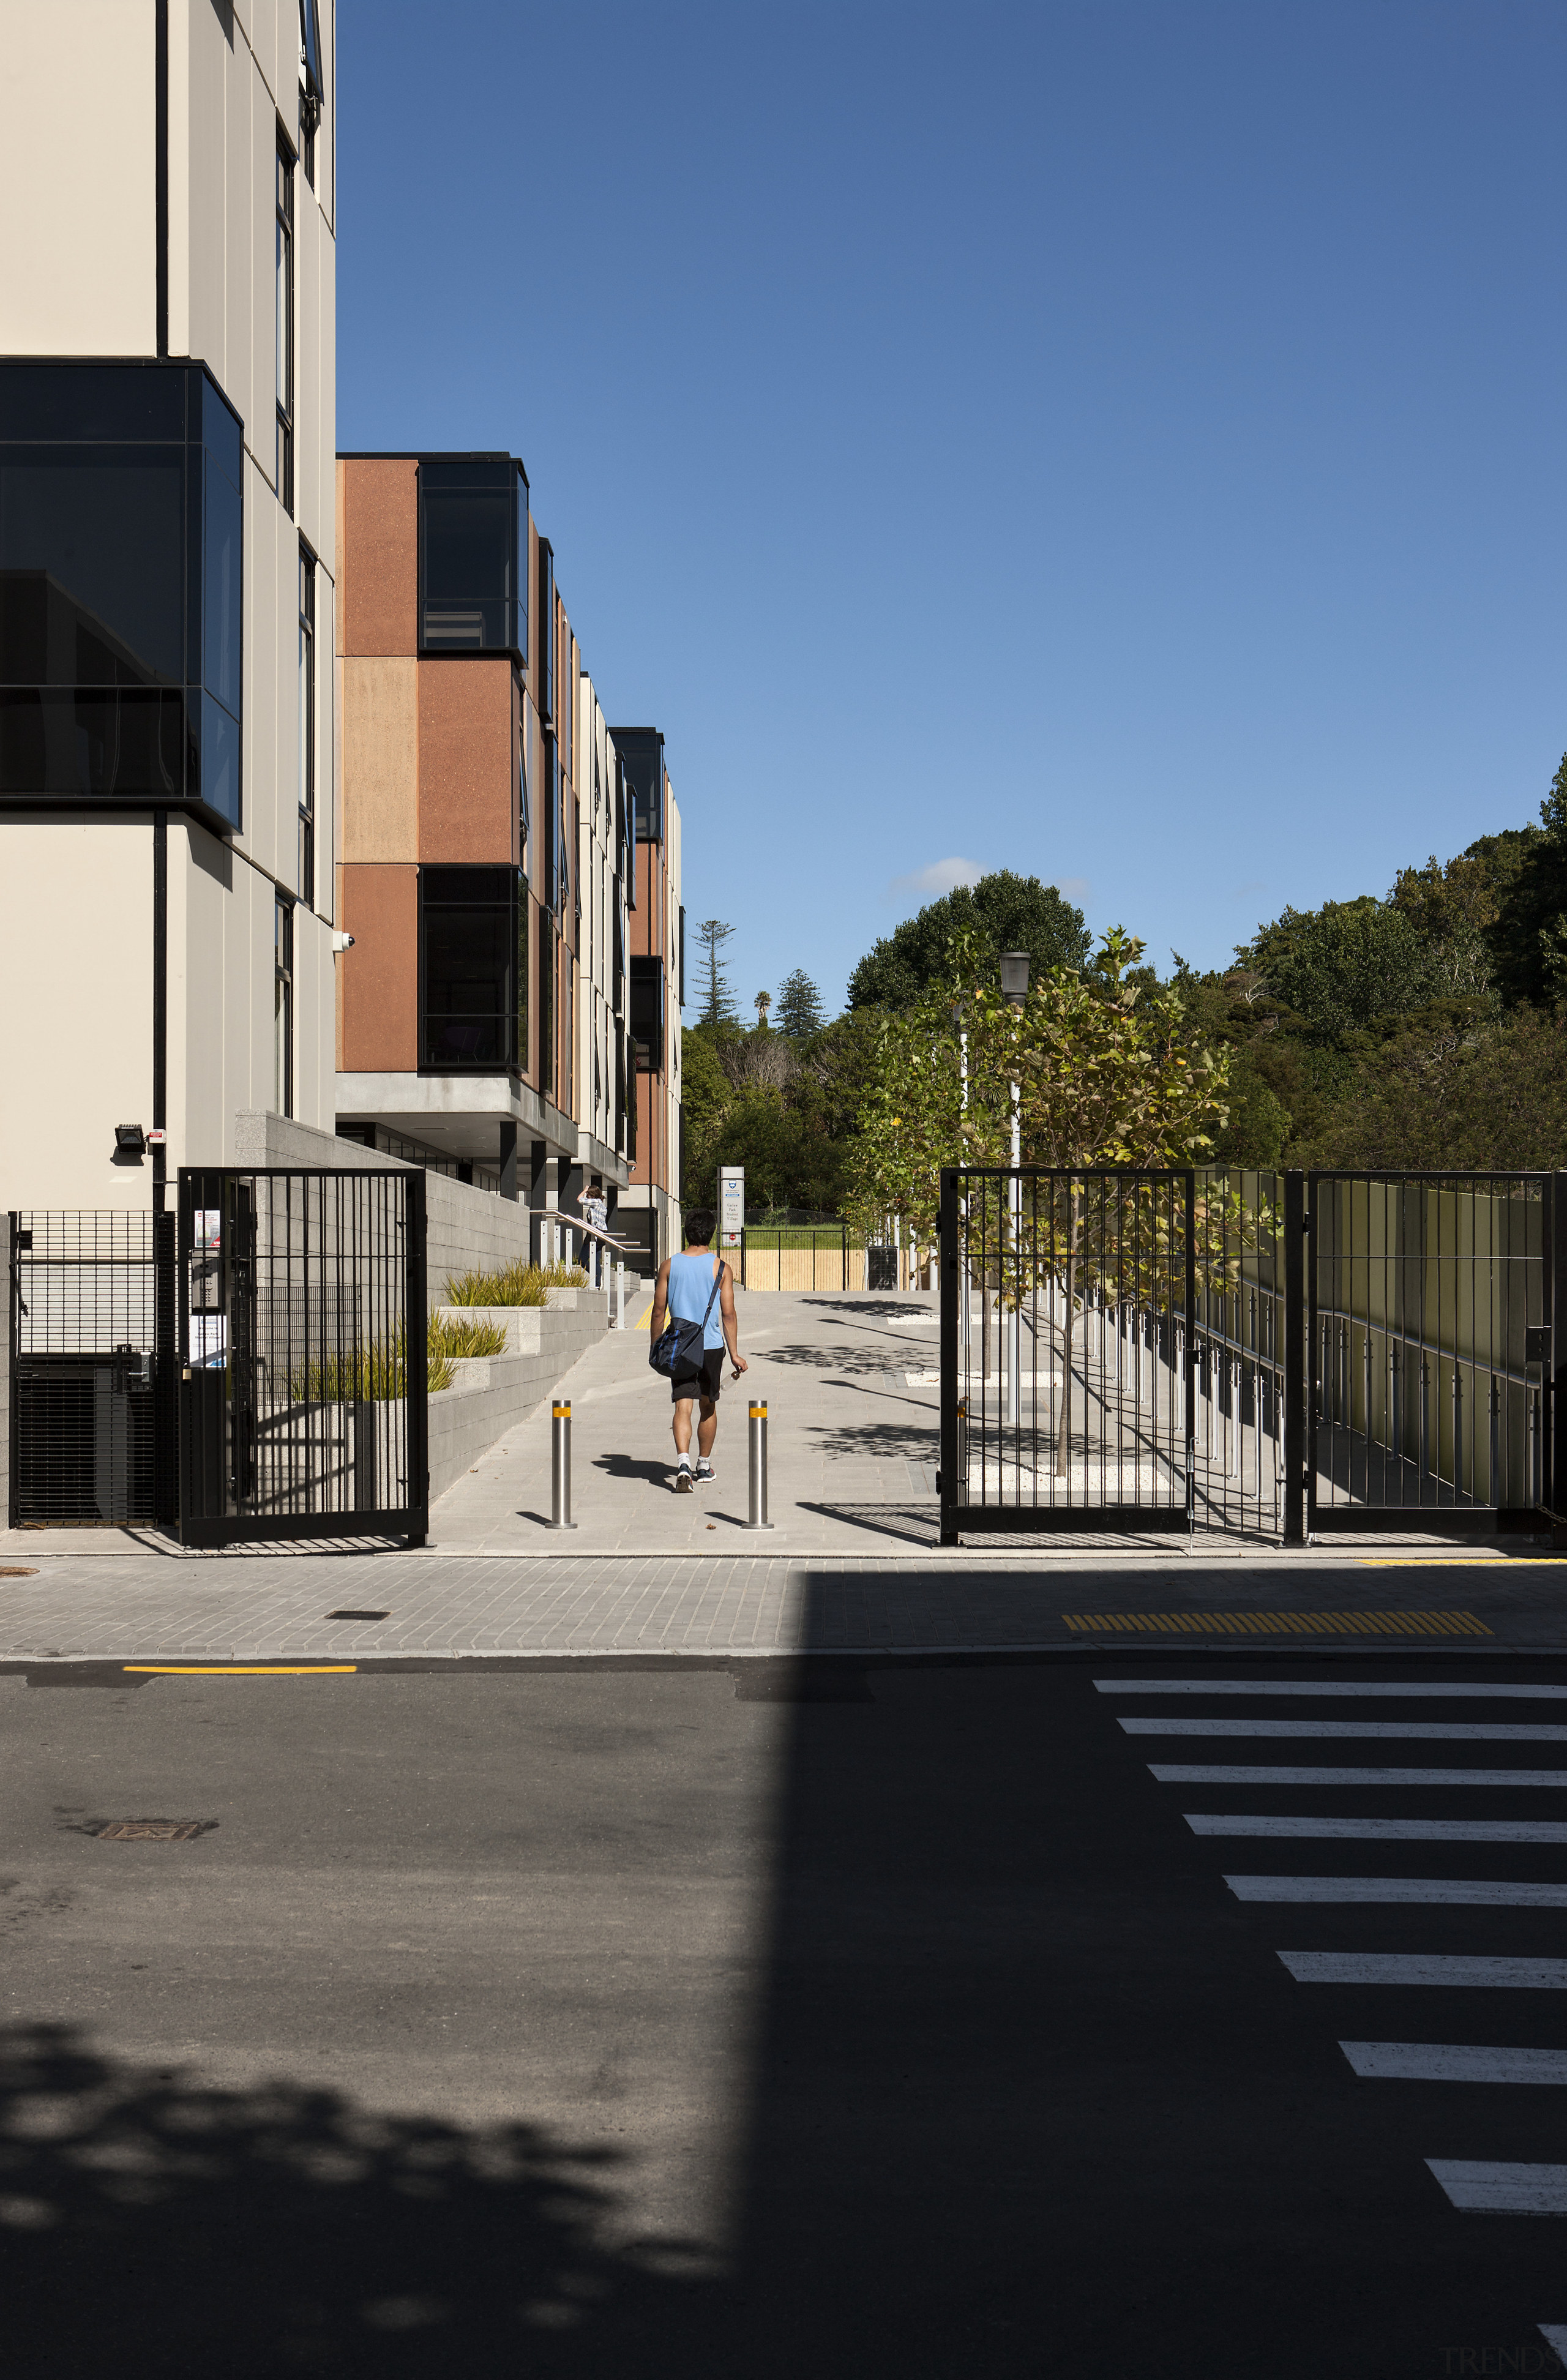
[418,658,514,863]
[341,460,417,657]
[340,863,418,1071]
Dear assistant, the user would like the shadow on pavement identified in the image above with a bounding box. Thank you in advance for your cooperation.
[0,2023,720,2377]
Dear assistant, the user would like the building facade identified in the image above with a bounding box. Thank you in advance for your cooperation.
[616,728,684,1271]
[334,454,672,1242]
[0,0,338,1212]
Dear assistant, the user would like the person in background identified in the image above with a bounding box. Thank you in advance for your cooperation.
[646,1207,747,1491]
[577,1176,608,1286]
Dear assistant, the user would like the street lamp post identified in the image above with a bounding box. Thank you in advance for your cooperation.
[952,998,971,1389]
[999,952,1030,1428]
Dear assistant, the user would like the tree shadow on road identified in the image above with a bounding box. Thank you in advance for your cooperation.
[0,2023,721,2378]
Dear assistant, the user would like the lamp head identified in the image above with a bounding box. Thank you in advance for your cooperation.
[999,951,1030,1008]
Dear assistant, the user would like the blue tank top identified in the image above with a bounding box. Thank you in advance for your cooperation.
[667,1252,726,1351]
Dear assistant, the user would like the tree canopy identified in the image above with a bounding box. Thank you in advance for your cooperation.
[694,919,738,1027]
[847,870,1090,1011]
[775,968,826,1039]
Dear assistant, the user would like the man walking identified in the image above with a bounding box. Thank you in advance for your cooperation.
[648,1207,747,1492]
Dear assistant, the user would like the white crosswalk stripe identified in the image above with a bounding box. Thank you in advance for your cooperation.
[1280,1952,1567,1986]
[1187,1815,1567,1841]
[1150,1765,1567,1786]
[1096,1678,1567,1699]
[1098,1663,1567,2284]
[1228,1876,1567,1905]
[1427,2161,1567,2213]
[1124,1717,1567,1740]
[1341,2043,1567,2082]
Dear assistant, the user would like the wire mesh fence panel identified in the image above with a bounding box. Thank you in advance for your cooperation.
[177,1167,427,1547]
[1307,1172,1550,1530]
[9,1210,165,1526]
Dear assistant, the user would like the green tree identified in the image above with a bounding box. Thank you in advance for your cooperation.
[1299,1006,1567,1170]
[1486,757,1567,1006]
[850,928,1232,1471]
[775,968,826,1039]
[1238,897,1447,1039]
[847,870,1090,1010]
[694,919,738,1027]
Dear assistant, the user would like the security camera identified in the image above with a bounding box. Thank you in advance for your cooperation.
[332,931,356,953]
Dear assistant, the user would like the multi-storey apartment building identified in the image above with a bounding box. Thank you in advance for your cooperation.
[0,0,338,1212]
[334,454,675,1243]
[616,728,684,1272]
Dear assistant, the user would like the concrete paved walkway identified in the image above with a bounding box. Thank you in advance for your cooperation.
[425,1287,950,1552]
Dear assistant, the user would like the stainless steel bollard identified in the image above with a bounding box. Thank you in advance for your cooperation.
[744,1400,774,1532]
[547,1399,578,1530]
[955,1396,970,1505]
[615,1260,626,1330]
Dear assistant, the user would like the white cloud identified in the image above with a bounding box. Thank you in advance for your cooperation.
[1051,876,1091,906]
[888,856,985,902]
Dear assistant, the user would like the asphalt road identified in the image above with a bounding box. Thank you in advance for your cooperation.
[4,1652,1567,2377]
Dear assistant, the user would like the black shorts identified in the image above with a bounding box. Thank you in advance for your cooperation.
[671,1348,725,1405]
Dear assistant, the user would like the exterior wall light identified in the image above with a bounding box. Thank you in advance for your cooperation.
[1000,951,1030,1008]
[114,1124,147,1155]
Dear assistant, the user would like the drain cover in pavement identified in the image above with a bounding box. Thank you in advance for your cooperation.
[89,1820,212,1841]
[327,1609,389,1621]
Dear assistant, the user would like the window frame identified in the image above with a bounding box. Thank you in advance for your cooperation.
[274,895,294,1118]
[297,541,315,907]
[417,864,523,1076]
[275,132,295,516]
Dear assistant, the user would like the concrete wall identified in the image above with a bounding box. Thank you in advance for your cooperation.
[233,1111,604,1307]
[425,1300,610,1505]
[0,0,159,354]
[0,0,340,1214]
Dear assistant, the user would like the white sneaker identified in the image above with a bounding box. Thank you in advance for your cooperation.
[695,1461,715,1486]
[674,1462,695,1494]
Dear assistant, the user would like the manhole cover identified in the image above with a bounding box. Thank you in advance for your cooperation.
[327,1609,389,1622]
[89,1820,213,1841]
[0,1566,38,1578]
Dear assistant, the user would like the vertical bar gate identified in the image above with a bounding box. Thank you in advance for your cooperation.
[176,1167,427,1547]
[938,1166,1557,1547]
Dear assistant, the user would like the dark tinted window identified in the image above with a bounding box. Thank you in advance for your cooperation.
[0,448,185,684]
[0,364,185,442]
[0,362,242,831]
[420,866,520,1071]
[418,459,523,656]
[615,730,664,843]
[537,539,555,722]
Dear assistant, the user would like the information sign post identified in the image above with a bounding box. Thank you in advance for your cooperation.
[719,1167,745,1281]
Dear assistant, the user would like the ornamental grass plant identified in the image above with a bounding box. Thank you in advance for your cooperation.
[443,1258,589,1306]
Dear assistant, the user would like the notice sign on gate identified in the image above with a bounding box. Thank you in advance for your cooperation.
[719,1167,744,1251]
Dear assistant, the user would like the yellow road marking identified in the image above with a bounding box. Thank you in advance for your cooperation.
[122,1664,358,1676]
[637,1300,655,1330]
[1358,1558,1567,1568]
[1062,1610,1491,1637]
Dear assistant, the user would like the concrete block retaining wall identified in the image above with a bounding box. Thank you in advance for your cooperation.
[427,1295,610,1504]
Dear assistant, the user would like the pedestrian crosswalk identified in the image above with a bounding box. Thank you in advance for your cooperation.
[1094,1664,1567,2347]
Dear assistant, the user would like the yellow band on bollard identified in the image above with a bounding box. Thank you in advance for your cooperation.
[749,1404,766,1419]
[552,1404,570,1418]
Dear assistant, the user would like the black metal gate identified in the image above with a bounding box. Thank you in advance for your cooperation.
[938,1166,1561,1547]
[177,1167,427,1548]
[8,1210,176,1527]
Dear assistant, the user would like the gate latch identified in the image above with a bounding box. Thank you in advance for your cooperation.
[1526,1326,1552,1366]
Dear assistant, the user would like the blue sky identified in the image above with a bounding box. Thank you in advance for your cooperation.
[338,0,1566,1018]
